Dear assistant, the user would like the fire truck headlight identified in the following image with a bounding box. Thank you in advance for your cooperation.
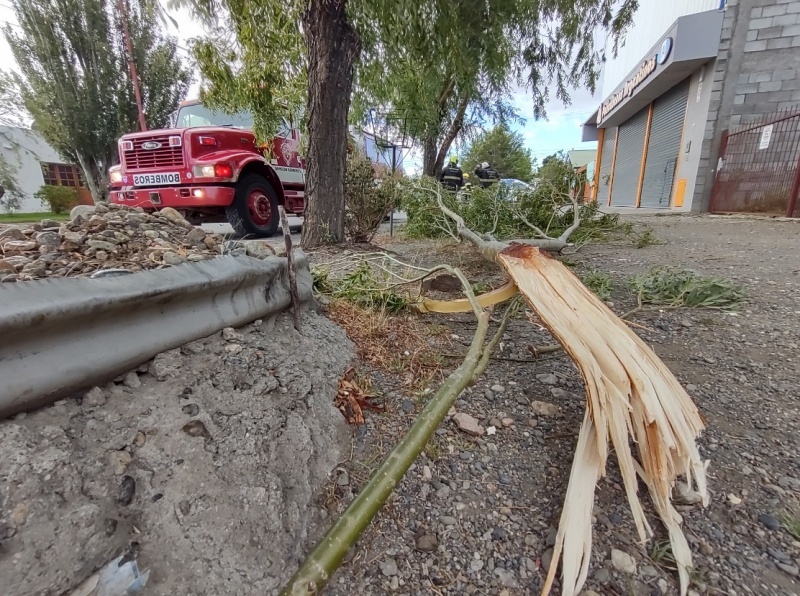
[109,169,122,184]
[193,165,216,178]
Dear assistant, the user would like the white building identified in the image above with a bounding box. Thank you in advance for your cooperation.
[0,125,89,212]
[584,0,800,216]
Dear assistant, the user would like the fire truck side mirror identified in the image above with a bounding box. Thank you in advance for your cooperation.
[168,110,178,128]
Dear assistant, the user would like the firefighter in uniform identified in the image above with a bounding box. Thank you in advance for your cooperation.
[474,161,501,188]
[439,156,464,191]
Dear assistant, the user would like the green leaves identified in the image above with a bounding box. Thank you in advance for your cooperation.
[175,0,306,143]
[4,0,191,201]
[463,125,534,182]
[629,266,746,311]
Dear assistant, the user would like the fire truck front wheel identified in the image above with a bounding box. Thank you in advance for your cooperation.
[226,174,280,238]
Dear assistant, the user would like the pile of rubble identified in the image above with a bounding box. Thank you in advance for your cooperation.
[0,204,274,283]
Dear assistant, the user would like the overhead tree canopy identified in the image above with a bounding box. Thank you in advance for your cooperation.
[176,0,636,245]
[463,125,534,181]
[4,0,191,203]
[0,71,27,128]
[354,0,637,178]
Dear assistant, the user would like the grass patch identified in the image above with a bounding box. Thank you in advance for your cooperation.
[629,266,745,310]
[781,512,800,541]
[581,269,613,301]
[649,539,677,570]
[0,211,70,223]
[325,299,453,391]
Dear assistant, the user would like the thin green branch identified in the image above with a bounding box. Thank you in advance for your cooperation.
[280,266,506,595]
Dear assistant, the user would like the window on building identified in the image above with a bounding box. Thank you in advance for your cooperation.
[40,163,84,188]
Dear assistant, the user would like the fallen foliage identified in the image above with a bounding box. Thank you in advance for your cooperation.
[630,265,746,310]
[313,261,411,313]
[334,367,383,425]
[580,269,613,301]
[401,178,622,247]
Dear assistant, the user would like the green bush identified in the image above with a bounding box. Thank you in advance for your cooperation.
[35,185,79,214]
[344,151,402,243]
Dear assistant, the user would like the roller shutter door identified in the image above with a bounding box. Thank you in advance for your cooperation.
[610,107,649,207]
[596,127,617,203]
[639,80,690,208]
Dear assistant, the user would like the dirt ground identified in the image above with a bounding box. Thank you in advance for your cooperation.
[321,214,800,596]
[2,214,800,596]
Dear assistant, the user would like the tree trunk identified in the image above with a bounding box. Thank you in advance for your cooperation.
[420,135,436,177]
[432,94,469,176]
[300,0,360,248]
[421,93,469,179]
[76,154,105,204]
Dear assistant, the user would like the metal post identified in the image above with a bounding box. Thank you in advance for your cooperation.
[118,0,147,132]
[389,144,397,236]
[786,152,800,218]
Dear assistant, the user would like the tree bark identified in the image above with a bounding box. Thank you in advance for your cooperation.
[421,93,470,179]
[76,154,106,204]
[300,0,360,248]
[432,94,469,177]
[422,136,438,177]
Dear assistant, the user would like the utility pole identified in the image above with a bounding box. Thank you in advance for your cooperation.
[117,0,147,131]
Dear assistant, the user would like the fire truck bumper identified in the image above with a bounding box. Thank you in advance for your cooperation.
[109,186,236,209]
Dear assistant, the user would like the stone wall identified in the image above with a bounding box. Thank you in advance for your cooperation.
[693,0,800,211]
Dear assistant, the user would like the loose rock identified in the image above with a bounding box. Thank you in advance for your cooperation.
[82,386,106,407]
[118,475,136,506]
[530,401,560,417]
[611,548,637,574]
[536,373,558,385]
[109,450,133,475]
[1,204,225,282]
[243,240,276,259]
[758,513,782,531]
[379,558,398,577]
[416,533,438,552]
[453,412,484,436]
[122,372,141,389]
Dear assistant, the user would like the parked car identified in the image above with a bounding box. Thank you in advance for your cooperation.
[500,178,533,192]
[498,178,538,201]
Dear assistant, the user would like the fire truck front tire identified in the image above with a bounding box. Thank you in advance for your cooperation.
[226,175,280,238]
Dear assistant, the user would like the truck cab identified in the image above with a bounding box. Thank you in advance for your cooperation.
[109,100,305,237]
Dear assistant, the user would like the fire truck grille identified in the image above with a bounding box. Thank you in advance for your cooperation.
[123,136,184,171]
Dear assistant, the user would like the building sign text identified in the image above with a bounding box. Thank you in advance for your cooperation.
[597,37,673,125]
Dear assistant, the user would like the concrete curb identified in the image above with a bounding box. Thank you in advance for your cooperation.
[0,253,313,418]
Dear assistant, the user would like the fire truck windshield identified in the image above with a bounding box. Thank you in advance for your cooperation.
[175,103,254,129]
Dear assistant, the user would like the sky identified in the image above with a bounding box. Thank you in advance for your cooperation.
[0,3,600,174]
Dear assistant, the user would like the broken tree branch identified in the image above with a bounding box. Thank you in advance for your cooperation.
[500,246,707,596]
[280,275,511,596]
[431,184,708,596]
[419,184,575,258]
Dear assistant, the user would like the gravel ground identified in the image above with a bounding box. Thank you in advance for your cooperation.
[321,215,800,596]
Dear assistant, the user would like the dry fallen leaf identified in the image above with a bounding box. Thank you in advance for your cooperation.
[334,367,383,426]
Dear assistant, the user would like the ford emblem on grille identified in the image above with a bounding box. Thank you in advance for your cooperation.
[141,141,162,150]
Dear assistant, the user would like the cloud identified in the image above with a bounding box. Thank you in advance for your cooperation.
[509,85,597,164]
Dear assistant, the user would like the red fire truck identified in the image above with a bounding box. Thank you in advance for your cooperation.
[109,99,304,237]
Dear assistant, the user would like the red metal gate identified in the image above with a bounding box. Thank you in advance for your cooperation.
[710,106,800,217]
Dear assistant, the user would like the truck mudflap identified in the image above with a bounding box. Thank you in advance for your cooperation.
[110,186,236,210]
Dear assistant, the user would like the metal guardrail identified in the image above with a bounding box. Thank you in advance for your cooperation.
[0,253,313,418]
